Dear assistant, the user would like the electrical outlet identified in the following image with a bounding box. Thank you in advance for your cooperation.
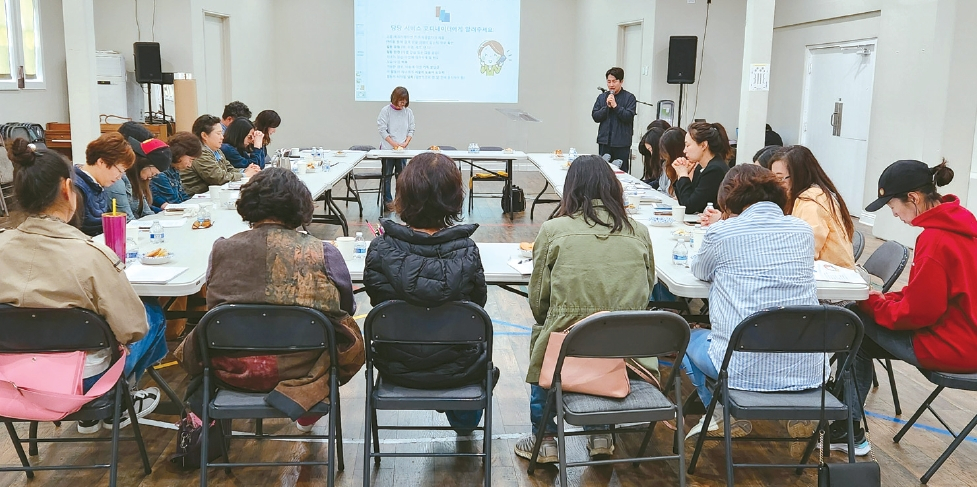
[688,0,695,3]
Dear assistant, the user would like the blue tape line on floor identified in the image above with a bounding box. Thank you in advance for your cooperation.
[492,319,532,331]
[864,410,977,444]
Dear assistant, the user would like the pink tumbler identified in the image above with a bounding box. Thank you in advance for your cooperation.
[102,212,127,261]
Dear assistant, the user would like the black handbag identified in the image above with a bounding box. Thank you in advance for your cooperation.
[816,307,881,486]
[169,411,225,470]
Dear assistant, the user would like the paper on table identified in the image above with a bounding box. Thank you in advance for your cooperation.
[164,203,200,212]
[814,261,867,284]
[128,218,188,229]
[124,264,188,283]
[507,258,534,275]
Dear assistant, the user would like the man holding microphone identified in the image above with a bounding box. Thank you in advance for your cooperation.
[592,67,637,173]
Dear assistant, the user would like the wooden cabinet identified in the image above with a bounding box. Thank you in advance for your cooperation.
[45,122,171,160]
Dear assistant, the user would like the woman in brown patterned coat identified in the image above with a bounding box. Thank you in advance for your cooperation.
[175,168,365,432]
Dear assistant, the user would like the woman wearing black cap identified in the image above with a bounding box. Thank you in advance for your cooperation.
[830,159,977,457]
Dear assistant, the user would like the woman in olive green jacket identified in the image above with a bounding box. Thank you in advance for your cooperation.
[514,155,656,464]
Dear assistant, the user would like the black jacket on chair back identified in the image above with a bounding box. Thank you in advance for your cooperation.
[363,219,489,388]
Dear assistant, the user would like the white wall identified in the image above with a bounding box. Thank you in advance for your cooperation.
[0,0,69,125]
[269,0,577,153]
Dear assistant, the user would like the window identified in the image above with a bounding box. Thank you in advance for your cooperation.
[1,0,43,89]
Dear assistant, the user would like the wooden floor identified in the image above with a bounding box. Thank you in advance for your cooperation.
[2,171,976,487]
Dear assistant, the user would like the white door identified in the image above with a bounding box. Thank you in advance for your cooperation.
[800,41,877,217]
[619,23,643,173]
[202,13,230,114]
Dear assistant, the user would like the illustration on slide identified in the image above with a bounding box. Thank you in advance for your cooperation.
[478,40,506,76]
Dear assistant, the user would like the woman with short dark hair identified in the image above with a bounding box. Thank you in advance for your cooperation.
[222,117,265,169]
[150,131,201,207]
[682,164,822,441]
[514,155,655,464]
[364,152,489,436]
[377,86,416,208]
[181,114,259,196]
[175,167,365,432]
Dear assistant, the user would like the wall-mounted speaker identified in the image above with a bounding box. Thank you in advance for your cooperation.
[667,36,698,84]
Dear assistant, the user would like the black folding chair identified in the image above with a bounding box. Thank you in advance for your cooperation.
[363,300,494,487]
[852,230,865,261]
[0,306,152,486]
[862,240,909,414]
[527,311,691,487]
[893,370,977,483]
[687,305,864,486]
[466,146,508,213]
[196,304,344,487]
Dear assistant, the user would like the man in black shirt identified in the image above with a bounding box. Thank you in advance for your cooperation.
[592,67,637,173]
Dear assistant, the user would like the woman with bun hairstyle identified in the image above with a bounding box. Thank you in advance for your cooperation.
[672,121,732,213]
[0,139,164,433]
[769,145,855,268]
[73,132,136,236]
[831,159,977,457]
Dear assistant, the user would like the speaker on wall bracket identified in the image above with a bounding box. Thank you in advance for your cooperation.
[667,36,697,84]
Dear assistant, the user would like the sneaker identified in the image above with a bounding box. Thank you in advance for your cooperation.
[514,434,558,464]
[786,420,817,457]
[77,420,102,434]
[827,421,871,457]
[106,387,160,430]
[295,421,315,433]
[586,434,615,456]
[685,412,753,441]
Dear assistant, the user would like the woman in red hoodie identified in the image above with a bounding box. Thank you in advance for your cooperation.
[831,159,977,457]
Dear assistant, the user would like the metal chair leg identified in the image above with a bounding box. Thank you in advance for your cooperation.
[4,422,34,479]
[126,391,153,474]
[894,386,944,442]
[884,359,902,415]
[921,412,977,483]
[28,421,38,455]
[634,421,658,467]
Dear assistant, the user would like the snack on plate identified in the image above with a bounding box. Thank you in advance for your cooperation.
[672,229,692,239]
[503,147,514,153]
[192,220,213,229]
[430,145,441,151]
[393,146,404,151]
[519,241,534,251]
[146,248,168,258]
[554,149,563,156]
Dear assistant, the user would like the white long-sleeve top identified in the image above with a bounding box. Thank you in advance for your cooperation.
[377,105,415,150]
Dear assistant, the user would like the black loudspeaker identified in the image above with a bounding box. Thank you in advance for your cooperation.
[133,42,162,83]
[161,72,174,85]
[667,36,698,84]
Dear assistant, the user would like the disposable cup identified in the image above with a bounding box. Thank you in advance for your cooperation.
[209,185,221,200]
[336,236,355,260]
[673,205,686,224]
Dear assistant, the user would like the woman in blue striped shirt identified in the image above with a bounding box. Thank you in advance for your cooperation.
[684,164,823,440]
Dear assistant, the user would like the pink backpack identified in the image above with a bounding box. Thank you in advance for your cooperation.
[0,348,127,421]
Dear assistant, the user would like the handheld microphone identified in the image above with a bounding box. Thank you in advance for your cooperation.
[598,87,607,93]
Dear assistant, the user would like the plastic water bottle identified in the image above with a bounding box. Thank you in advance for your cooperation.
[353,232,367,259]
[706,202,715,212]
[473,143,480,153]
[149,220,164,244]
[468,143,476,153]
[568,147,577,162]
[125,237,139,267]
[672,238,688,266]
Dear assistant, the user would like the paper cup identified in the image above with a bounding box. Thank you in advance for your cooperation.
[101,213,127,260]
[219,189,233,209]
[336,236,355,260]
[673,205,686,224]
[626,194,641,209]
[209,185,221,200]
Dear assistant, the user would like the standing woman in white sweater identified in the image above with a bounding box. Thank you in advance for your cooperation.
[377,86,416,210]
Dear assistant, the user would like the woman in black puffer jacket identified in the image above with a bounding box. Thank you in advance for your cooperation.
[363,152,492,435]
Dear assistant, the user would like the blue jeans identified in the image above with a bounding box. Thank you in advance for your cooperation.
[381,158,406,203]
[81,298,168,393]
[529,384,608,436]
[681,329,720,407]
[651,281,678,303]
[444,410,483,434]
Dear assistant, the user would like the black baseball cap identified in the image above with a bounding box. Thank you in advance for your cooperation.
[865,160,933,212]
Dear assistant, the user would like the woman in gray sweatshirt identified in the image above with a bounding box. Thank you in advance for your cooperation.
[377,86,416,207]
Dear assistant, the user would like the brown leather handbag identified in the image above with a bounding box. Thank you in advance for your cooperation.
[538,325,630,398]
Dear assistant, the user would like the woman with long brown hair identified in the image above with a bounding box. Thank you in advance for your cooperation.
[770,145,855,268]
[658,127,686,198]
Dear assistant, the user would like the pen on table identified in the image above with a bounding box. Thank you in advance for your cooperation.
[517,257,533,265]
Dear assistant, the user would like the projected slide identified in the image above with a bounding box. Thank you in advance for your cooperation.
[354,0,521,103]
